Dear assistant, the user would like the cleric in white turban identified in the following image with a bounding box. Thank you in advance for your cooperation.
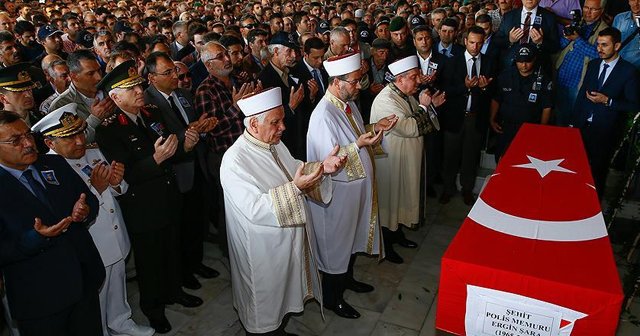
[219,87,346,335]
[370,55,445,264]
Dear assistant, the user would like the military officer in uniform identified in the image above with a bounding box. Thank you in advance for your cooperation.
[489,44,553,161]
[33,103,155,336]
[94,60,203,334]
[0,63,43,127]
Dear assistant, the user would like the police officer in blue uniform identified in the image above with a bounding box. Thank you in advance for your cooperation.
[489,44,553,160]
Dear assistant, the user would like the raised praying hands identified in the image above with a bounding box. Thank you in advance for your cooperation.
[322,145,347,174]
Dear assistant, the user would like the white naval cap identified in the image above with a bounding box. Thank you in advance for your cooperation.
[237,87,283,117]
[388,55,419,76]
[323,52,362,77]
[31,103,85,137]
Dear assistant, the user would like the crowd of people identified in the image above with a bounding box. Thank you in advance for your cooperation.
[0,0,639,335]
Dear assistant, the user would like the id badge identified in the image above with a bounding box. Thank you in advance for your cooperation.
[81,165,93,177]
[528,93,538,103]
[534,15,542,25]
[41,170,60,185]
[149,122,165,138]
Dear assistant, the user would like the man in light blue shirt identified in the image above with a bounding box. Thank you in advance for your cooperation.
[613,0,640,70]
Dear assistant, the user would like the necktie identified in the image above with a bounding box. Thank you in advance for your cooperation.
[23,170,53,211]
[345,104,352,115]
[471,57,478,78]
[168,96,187,126]
[136,116,147,134]
[441,48,447,57]
[521,12,532,44]
[597,63,609,90]
[312,69,324,95]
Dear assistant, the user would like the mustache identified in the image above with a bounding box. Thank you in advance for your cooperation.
[23,147,36,155]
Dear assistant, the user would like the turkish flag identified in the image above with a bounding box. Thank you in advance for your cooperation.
[436,124,623,336]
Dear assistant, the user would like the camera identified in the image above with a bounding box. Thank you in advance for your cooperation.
[563,9,583,36]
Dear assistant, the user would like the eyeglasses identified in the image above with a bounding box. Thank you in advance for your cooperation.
[206,51,229,62]
[153,67,178,76]
[242,23,257,29]
[0,131,35,146]
[340,76,363,85]
[583,6,602,12]
[178,72,192,80]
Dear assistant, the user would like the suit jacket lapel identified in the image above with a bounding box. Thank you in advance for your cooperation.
[150,86,186,127]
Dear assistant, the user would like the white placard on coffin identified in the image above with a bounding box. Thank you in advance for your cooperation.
[465,285,588,336]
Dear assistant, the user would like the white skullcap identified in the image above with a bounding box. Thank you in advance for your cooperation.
[388,55,419,76]
[237,87,283,116]
[324,52,362,77]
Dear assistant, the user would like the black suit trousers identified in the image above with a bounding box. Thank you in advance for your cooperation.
[130,222,181,320]
[180,160,207,277]
[442,114,485,194]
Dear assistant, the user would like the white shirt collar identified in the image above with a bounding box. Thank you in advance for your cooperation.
[521,6,538,21]
[157,88,174,101]
[303,57,316,73]
[602,56,620,68]
[122,110,142,125]
[464,50,480,62]
[417,50,432,63]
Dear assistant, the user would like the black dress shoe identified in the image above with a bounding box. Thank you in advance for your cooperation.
[346,279,374,293]
[195,264,220,279]
[170,290,203,308]
[326,300,361,319]
[148,315,171,334]
[385,249,404,264]
[183,274,202,290]
[397,238,418,249]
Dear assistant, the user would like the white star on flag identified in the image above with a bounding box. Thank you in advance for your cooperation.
[513,155,576,178]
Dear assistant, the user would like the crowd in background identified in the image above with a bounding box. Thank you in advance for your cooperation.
[0,0,639,335]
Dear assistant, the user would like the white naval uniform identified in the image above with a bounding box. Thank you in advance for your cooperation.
[220,131,329,333]
[49,148,137,336]
[306,91,383,274]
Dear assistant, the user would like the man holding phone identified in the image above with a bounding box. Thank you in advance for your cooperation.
[571,27,640,199]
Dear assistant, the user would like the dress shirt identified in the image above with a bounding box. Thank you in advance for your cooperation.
[304,58,325,92]
[0,163,46,196]
[465,51,481,111]
[613,11,640,70]
[121,110,144,126]
[521,6,539,28]
[417,51,432,75]
[437,42,453,57]
[158,90,189,124]
[599,56,620,86]
[270,62,290,87]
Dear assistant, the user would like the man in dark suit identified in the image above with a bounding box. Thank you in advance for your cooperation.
[571,27,640,198]
[144,52,220,291]
[170,21,194,63]
[258,32,305,159]
[440,26,497,206]
[289,37,328,159]
[95,60,203,334]
[435,18,466,59]
[242,29,269,81]
[0,110,105,336]
[494,0,560,70]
